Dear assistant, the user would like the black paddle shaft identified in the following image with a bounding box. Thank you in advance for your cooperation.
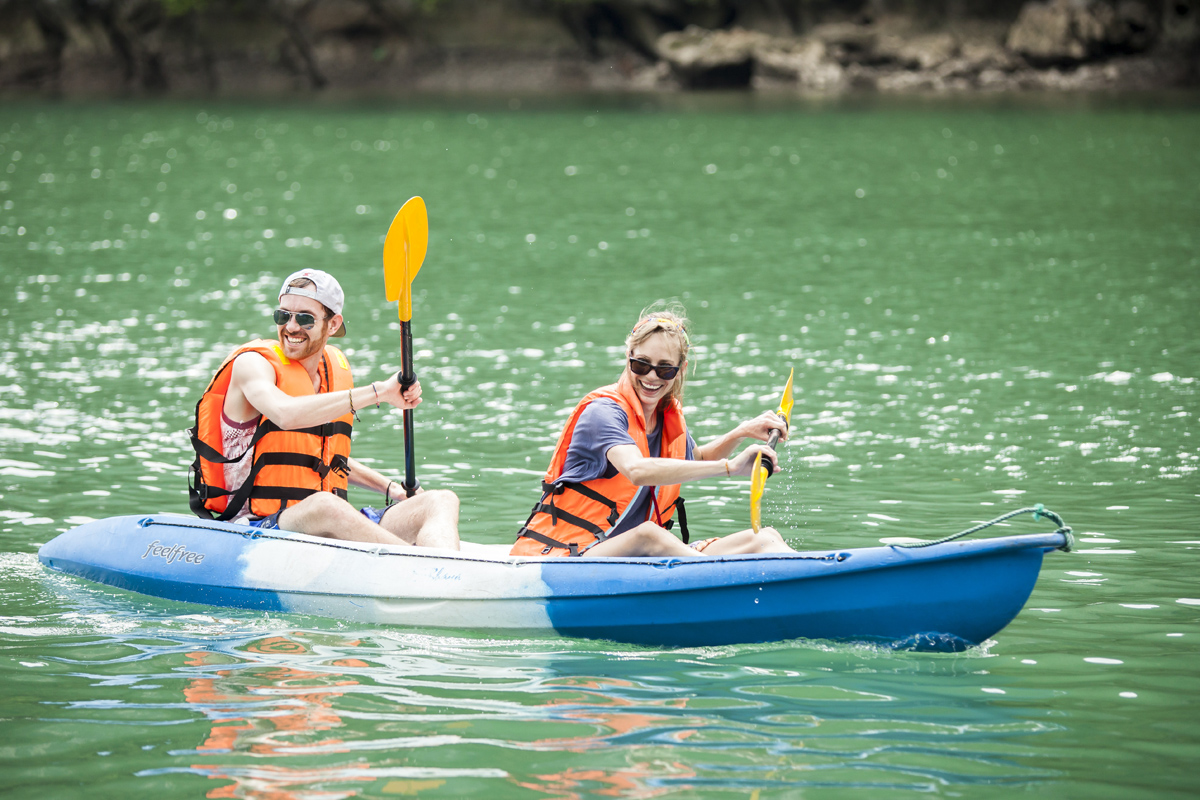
[399,319,420,497]
[761,422,785,478]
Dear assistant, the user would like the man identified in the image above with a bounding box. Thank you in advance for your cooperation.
[188,268,460,549]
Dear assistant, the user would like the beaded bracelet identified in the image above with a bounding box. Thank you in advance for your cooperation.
[372,382,380,408]
[348,389,360,422]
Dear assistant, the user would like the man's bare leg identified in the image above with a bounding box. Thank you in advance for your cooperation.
[378,489,460,550]
[276,492,408,545]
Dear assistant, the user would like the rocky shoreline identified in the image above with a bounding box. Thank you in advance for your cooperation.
[1,0,1196,97]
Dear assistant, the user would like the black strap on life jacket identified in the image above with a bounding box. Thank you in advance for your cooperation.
[515,482,692,553]
[190,451,350,522]
[661,495,690,544]
[188,415,354,523]
[256,419,353,441]
[187,414,275,522]
[538,480,620,530]
[186,348,357,522]
[515,406,695,553]
[514,526,583,556]
[246,484,348,504]
[514,480,622,556]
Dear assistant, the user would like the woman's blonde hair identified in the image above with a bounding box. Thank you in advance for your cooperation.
[624,299,691,407]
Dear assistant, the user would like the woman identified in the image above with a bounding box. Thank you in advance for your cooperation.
[511,303,795,558]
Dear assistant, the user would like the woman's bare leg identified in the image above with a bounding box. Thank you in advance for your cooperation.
[701,527,795,555]
[584,522,699,558]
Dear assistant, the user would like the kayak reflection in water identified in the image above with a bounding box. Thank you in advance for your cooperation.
[512,301,795,558]
[188,268,460,549]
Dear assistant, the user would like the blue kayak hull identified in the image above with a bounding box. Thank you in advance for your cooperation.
[38,514,1068,649]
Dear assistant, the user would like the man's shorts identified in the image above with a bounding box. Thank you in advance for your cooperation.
[359,505,394,525]
[247,509,285,530]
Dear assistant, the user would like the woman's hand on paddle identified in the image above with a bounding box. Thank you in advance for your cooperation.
[376,376,423,410]
[728,444,778,477]
[737,410,789,444]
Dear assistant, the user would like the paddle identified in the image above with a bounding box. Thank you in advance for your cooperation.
[750,368,795,533]
[750,451,766,533]
[383,196,428,498]
[761,367,794,477]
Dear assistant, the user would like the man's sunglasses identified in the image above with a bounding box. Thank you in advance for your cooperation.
[628,357,681,380]
[273,309,321,329]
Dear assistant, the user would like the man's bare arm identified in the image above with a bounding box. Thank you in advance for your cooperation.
[345,456,410,498]
[227,352,421,430]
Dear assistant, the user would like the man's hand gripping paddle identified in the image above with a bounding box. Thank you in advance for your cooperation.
[750,368,795,533]
[383,196,428,498]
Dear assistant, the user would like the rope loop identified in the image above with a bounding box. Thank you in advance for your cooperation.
[891,505,1072,552]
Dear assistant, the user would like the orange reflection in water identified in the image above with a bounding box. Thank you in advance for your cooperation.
[511,676,699,799]
[529,676,697,750]
[183,636,375,799]
[514,763,696,800]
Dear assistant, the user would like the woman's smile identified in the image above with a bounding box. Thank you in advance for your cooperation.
[636,377,664,395]
[627,332,684,418]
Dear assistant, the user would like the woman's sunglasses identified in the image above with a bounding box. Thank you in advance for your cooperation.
[628,357,681,380]
[273,309,320,329]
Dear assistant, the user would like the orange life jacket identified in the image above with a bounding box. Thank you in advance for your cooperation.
[511,379,689,557]
[188,339,354,521]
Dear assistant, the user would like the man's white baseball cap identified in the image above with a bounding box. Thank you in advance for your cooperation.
[278,269,347,337]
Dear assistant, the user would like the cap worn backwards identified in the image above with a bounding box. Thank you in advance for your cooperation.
[278,269,347,338]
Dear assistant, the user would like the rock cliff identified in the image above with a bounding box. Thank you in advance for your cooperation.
[1,0,1196,96]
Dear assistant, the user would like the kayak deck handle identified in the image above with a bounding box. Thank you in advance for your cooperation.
[889,505,1073,552]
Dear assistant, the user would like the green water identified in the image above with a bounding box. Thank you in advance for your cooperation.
[1,96,1198,797]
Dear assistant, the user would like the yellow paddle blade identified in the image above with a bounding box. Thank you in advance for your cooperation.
[383,207,408,303]
[397,196,427,322]
[401,195,428,281]
[777,367,795,428]
[750,451,765,533]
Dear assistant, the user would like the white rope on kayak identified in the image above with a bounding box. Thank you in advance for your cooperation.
[134,517,850,563]
[135,517,500,562]
[889,504,1074,552]
[137,505,1074,559]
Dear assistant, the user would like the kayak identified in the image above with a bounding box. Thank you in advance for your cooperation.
[38,512,1072,650]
